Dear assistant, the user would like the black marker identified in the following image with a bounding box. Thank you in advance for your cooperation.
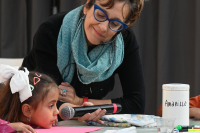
[178,129,189,132]
[176,125,193,130]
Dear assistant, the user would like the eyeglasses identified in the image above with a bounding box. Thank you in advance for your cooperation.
[93,4,128,32]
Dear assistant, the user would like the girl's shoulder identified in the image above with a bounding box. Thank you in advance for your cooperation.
[0,119,9,124]
[0,119,16,132]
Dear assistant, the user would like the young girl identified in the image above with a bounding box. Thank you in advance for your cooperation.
[0,64,59,133]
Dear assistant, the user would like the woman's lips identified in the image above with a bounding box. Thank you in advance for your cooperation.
[93,27,103,37]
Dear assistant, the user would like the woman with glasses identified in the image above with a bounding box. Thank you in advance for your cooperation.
[22,0,145,123]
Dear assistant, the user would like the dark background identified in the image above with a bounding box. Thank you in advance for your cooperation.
[0,0,199,115]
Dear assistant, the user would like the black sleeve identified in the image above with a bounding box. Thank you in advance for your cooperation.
[22,13,68,121]
[22,13,67,85]
[34,24,62,84]
[111,28,145,114]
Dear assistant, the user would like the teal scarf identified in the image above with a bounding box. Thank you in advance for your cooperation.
[57,5,124,84]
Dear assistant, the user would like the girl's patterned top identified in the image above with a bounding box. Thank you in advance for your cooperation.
[0,119,16,133]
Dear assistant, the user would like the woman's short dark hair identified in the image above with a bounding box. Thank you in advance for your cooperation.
[84,0,144,26]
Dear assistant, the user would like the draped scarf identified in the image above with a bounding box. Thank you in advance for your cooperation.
[57,5,124,84]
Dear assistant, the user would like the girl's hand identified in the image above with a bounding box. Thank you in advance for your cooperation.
[58,82,82,105]
[9,122,37,133]
[78,102,106,124]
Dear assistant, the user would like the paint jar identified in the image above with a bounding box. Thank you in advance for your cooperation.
[162,83,190,127]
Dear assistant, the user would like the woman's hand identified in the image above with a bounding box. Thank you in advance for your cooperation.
[78,102,106,124]
[9,122,37,133]
[58,82,82,105]
[59,102,106,124]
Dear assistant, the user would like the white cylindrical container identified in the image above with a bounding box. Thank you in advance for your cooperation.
[162,83,190,127]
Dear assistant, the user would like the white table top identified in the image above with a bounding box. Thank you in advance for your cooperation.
[57,118,200,133]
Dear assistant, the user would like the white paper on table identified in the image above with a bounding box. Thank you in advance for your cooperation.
[103,127,136,133]
[100,114,156,127]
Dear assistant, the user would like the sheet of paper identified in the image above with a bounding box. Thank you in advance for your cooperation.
[35,126,102,133]
[103,127,136,133]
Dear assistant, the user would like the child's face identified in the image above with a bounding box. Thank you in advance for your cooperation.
[31,88,59,128]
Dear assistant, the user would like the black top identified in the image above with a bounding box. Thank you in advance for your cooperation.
[22,12,145,115]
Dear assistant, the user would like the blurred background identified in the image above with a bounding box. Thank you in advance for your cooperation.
[0,0,200,116]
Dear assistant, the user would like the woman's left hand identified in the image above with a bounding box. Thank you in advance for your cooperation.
[78,102,106,124]
[58,82,82,105]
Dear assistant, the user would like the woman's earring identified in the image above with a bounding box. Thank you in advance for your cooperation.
[27,117,31,123]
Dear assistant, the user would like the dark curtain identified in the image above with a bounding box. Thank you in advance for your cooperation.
[0,0,200,115]
[0,0,27,57]
[133,0,200,115]
[0,0,52,57]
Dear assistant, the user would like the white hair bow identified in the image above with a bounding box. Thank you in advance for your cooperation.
[0,64,32,102]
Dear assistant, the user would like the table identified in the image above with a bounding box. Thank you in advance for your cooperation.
[58,118,200,133]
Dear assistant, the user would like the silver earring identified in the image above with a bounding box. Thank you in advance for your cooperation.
[27,117,31,123]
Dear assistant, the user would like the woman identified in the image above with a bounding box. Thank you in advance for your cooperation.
[22,0,145,121]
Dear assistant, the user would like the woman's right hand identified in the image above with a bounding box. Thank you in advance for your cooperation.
[9,122,37,133]
[59,102,106,124]
[77,102,106,124]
